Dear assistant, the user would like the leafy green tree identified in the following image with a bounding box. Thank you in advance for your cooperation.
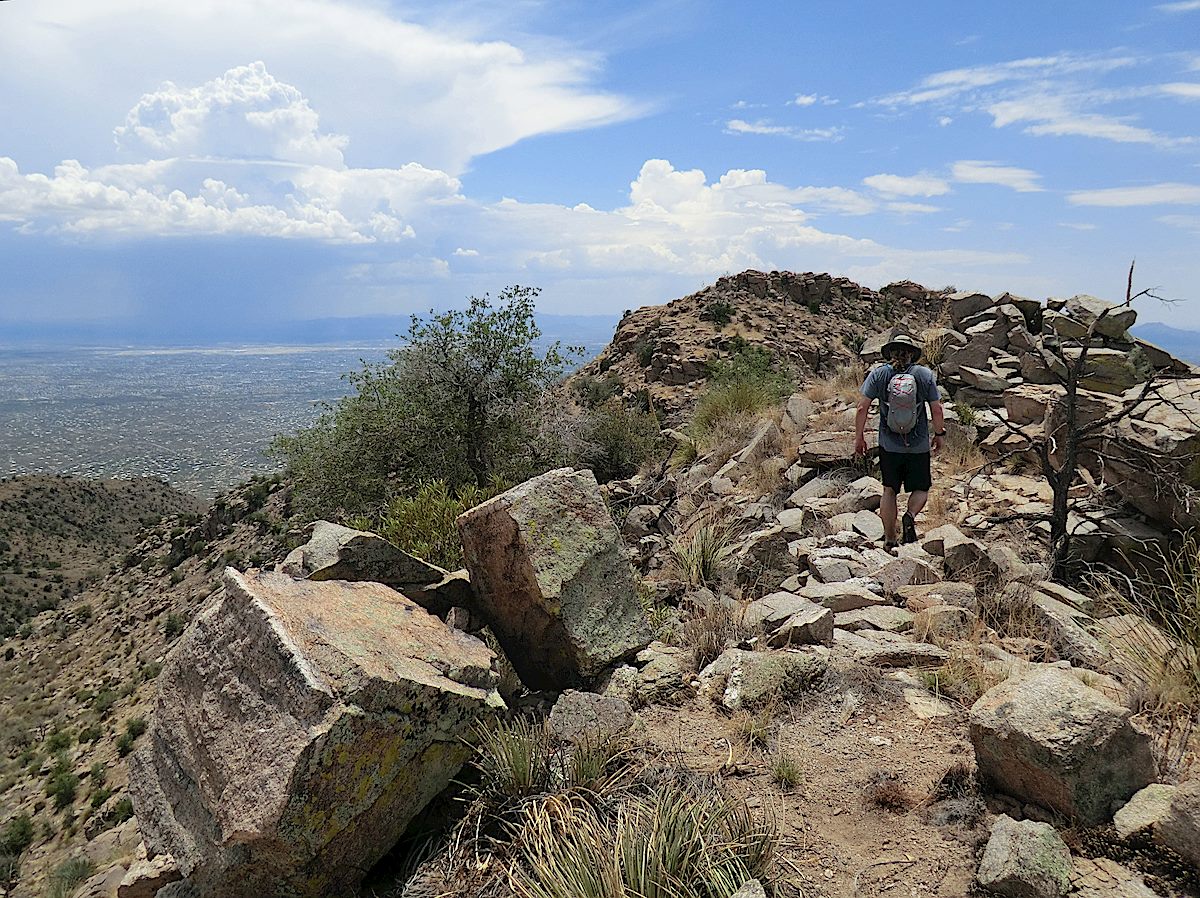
[273,287,578,518]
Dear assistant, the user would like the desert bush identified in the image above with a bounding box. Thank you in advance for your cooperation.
[920,651,1003,707]
[692,342,791,441]
[803,363,864,404]
[162,613,186,639]
[125,717,147,740]
[512,780,775,898]
[572,374,623,408]
[734,707,773,747]
[571,400,664,484]
[45,767,78,811]
[471,716,554,801]
[272,287,577,518]
[952,402,979,427]
[111,797,134,824]
[863,770,913,812]
[364,479,508,570]
[940,426,984,476]
[680,602,748,673]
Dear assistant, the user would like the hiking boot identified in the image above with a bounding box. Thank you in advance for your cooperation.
[901,512,918,545]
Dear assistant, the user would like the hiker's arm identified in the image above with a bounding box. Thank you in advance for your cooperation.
[854,394,871,456]
[930,400,945,453]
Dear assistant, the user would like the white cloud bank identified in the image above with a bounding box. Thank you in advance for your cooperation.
[951,161,1043,192]
[0,0,639,174]
[863,173,951,198]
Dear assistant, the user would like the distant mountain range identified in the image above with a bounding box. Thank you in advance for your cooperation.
[1131,322,1200,365]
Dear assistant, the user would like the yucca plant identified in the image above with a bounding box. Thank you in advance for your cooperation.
[670,524,736,589]
[471,717,554,801]
[513,781,775,898]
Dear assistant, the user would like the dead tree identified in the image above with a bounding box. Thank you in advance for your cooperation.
[987,262,1195,581]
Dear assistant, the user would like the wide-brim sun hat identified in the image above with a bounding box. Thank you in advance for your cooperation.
[881,333,923,358]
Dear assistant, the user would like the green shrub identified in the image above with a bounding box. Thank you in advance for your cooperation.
[162,613,186,639]
[44,729,72,753]
[46,770,78,811]
[111,797,134,824]
[115,734,134,758]
[571,374,623,408]
[670,524,736,589]
[0,814,33,855]
[271,287,577,518]
[701,300,735,327]
[125,718,147,740]
[365,480,508,570]
[692,341,791,439]
[92,690,117,716]
[633,338,656,367]
[953,402,979,427]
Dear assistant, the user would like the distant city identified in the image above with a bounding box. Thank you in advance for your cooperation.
[0,315,619,499]
[0,345,393,497]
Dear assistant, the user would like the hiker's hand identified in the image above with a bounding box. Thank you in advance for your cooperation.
[854,435,867,457]
[931,434,944,454]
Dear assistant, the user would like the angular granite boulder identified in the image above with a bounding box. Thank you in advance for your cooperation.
[129,569,503,898]
[457,468,651,690]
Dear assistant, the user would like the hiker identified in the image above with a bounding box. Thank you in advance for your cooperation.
[854,333,945,549]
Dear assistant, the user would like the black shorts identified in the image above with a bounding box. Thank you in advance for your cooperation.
[878,449,932,493]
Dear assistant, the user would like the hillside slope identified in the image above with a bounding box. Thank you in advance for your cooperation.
[0,477,205,639]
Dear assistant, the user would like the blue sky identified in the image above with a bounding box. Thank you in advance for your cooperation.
[1,0,1199,340]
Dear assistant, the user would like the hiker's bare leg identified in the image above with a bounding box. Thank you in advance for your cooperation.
[907,490,929,519]
[880,487,899,544]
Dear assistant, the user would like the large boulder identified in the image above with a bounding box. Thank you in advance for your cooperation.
[1157,778,1200,867]
[949,291,995,328]
[457,468,652,690]
[278,520,472,615]
[969,668,1155,824]
[129,569,503,898]
[1063,347,1140,394]
[697,648,827,711]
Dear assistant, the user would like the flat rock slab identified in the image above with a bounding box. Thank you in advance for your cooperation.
[900,581,977,612]
[129,570,502,898]
[1157,778,1200,867]
[1072,857,1158,898]
[833,628,949,668]
[457,468,651,690]
[834,605,914,633]
[969,667,1155,825]
[278,520,472,616]
[800,580,886,612]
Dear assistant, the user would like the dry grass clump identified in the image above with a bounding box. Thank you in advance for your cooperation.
[939,426,984,476]
[681,602,748,673]
[804,364,864,404]
[734,707,774,747]
[920,328,955,369]
[863,770,914,813]
[919,651,1004,707]
[928,762,977,802]
[770,749,802,791]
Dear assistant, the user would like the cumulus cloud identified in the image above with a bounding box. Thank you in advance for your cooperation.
[951,160,1043,192]
[862,173,951,198]
[1068,183,1200,206]
[724,119,843,141]
[115,62,348,166]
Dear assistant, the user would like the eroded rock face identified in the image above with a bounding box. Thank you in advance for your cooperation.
[129,569,503,898]
[969,668,1155,824]
[456,468,651,690]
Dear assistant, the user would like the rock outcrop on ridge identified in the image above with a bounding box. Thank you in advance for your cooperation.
[129,569,503,898]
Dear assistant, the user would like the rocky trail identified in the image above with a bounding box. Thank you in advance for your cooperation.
[1,271,1199,898]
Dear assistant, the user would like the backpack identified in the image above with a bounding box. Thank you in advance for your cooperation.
[885,369,920,437]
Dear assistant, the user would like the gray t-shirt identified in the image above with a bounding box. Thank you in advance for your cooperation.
[861,363,939,454]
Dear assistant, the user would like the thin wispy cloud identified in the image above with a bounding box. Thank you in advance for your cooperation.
[1068,183,1200,206]
[862,173,950,197]
[874,52,1194,148]
[789,93,837,107]
[1160,82,1200,98]
[951,160,1043,192]
[1157,0,1200,11]
[724,119,844,141]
